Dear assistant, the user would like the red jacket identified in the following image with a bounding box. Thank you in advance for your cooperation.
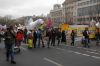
[16,32,24,41]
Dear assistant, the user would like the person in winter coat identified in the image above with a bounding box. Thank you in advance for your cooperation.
[83,28,90,48]
[37,29,45,48]
[33,30,37,48]
[70,30,75,46]
[23,28,28,44]
[46,29,52,48]
[57,28,62,46]
[61,30,66,44]
[16,29,24,47]
[51,29,56,46]
[95,28,100,46]
[4,27,16,64]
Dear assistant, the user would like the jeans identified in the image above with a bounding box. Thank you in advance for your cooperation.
[71,38,75,46]
[47,38,51,48]
[38,37,44,47]
[96,36,100,45]
[17,40,22,47]
[6,44,14,61]
[57,38,61,46]
[84,38,90,48]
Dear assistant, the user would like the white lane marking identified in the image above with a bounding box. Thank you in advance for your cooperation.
[81,54,90,56]
[77,47,100,53]
[53,47,100,60]
[44,58,63,66]
[90,49,97,52]
[74,52,90,56]
[91,56,100,59]
[55,47,91,57]
[64,44,100,53]
[55,48,65,51]
[67,50,74,53]
[55,48,74,53]
[83,48,87,50]
[74,52,82,55]
[86,51,100,55]
[77,47,82,49]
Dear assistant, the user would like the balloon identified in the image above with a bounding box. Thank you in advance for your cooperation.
[2,25,7,29]
[27,18,44,30]
[36,19,44,24]
[96,22,100,28]
[90,19,96,27]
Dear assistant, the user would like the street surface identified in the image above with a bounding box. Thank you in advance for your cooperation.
[0,38,100,66]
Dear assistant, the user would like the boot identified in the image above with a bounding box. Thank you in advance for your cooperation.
[11,61,16,64]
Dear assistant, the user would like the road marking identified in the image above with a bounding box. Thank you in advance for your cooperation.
[55,48,74,53]
[74,52,90,56]
[77,47,82,49]
[81,54,90,56]
[86,51,100,55]
[52,46,100,60]
[55,48,65,51]
[67,50,74,53]
[91,56,100,59]
[74,52,82,55]
[90,49,97,52]
[44,58,63,66]
[55,47,91,57]
[65,44,100,53]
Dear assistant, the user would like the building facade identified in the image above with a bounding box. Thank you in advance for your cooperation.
[62,0,78,24]
[50,4,64,26]
[50,0,100,25]
[77,0,100,24]
[62,0,100,25]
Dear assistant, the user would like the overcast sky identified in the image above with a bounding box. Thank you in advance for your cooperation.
[0,0,65,18]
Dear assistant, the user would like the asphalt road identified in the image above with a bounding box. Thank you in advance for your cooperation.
[0,40,100,66]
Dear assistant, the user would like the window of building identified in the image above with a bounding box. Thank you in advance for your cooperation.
[97,0,100,2]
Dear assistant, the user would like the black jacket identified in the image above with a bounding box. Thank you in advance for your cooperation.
[83,30,89,38]
[4,30,15,45]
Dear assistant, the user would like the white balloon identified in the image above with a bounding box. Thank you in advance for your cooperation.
[2,25,7,29]
[96,22,100,28]
[90,19,96,27]
[36,19,44,24]
[27,18,44,30]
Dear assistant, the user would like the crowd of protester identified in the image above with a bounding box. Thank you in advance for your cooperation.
[0,25,100,64]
